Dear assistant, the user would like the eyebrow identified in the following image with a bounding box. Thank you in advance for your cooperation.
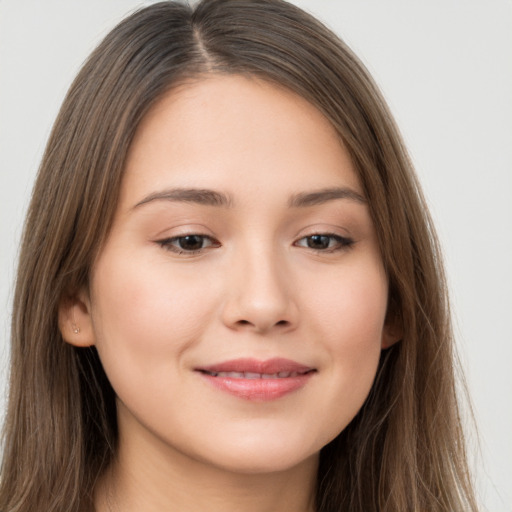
[132,185,366,210]
[133,188,233,209]
[288,187,366,207]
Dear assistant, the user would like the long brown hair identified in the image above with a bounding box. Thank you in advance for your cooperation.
[0,1,477,510]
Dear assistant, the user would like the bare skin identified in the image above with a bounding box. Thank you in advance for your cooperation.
[95,428,317,511]
[60,75,398,512]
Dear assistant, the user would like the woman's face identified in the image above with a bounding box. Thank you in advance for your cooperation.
[74,75,393,474]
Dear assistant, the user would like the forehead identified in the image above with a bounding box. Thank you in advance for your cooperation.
[120,74,362,208]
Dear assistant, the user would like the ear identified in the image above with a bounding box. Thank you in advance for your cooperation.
[381,311,403,349]
[58,289,96,347]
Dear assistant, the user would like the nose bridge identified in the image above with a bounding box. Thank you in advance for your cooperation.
[222,237,297,333]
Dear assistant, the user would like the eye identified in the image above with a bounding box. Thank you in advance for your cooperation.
[156,234,220,254]
[295,234,354,252]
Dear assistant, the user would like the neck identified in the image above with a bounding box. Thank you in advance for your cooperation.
[95,419,318,512]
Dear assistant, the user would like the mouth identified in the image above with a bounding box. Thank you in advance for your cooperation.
[200,370,311,379]
[195,358,316,401]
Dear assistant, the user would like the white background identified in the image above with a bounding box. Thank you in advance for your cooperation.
[1,1,510,510]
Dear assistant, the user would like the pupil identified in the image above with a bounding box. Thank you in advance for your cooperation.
[308,235,329,249]
[179,235,203,251]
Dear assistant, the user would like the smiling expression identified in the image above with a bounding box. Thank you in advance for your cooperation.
[68,75,394,475]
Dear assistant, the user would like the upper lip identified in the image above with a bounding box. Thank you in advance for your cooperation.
[196,358,315,375]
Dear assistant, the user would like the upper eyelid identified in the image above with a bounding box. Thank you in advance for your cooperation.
[293,228,353,243]
[153,222,215,238]
[294,233,354,246]
[155,234,220,255]
[158,234,219,245]
[156,233,353,251]
[155,230,352,241]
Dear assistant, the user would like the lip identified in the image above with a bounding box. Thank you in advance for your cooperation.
[195,358,316,401]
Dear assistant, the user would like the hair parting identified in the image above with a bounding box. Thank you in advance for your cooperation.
[1,1,477,510]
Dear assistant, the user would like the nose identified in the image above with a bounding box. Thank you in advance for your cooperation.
[221,246,299,334]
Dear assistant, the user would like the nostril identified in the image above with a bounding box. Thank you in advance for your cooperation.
[234,319,289,330]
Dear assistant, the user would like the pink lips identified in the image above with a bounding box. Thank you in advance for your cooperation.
[196,358,315,401]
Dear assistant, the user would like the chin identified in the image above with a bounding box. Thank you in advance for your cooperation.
[210,448,318,476]
[191,425,324,475]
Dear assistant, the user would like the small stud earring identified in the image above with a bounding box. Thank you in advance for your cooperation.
[72,325,80,334]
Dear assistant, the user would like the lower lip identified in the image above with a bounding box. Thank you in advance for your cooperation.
[198,372,314,401]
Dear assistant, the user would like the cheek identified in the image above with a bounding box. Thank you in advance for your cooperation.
[331,265,387,366]
[88,250,217,392]
[304,262,387,438]
[308,259,388,348]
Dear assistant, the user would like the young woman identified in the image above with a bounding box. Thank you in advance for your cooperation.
[0,1,478,511]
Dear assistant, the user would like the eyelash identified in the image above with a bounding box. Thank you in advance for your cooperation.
[156,233,354,255]
[156,234,220,255]
[294,233,354,252]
